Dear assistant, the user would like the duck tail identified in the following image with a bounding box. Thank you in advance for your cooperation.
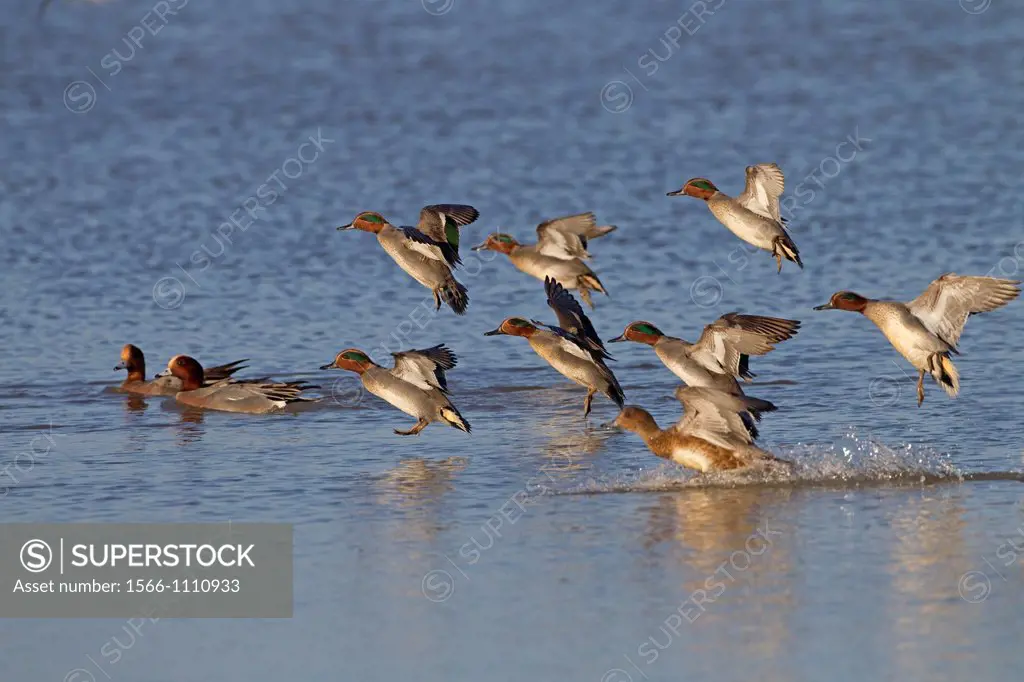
[929,352,960,397]
[439,276,469,315]
[604,375,626,409]
[440,405,471,433]
[578,272,607,295]
[776,231,803,268]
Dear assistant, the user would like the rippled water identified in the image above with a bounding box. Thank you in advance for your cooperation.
[3,0,1024,679]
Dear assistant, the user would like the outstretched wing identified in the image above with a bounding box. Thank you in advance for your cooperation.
[399,226,461,267]
[673,386,776,448]
[418,204,480,258]
[691,313,801,380]
[907,273,1021,349]
[535,212,616,260]
[391,344,458,393]
[544,276,605,354]
[736,163,785,223]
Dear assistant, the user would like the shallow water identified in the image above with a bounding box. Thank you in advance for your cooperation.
[3,0,1024,679]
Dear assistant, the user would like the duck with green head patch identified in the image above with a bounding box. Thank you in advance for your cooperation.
[814,273,1021,406]
[471,212,614,308]
[667,164,803,273]
[320,345,471,436]
[337,204,480,314]
[608,313,801,399]
[484,277,624,417]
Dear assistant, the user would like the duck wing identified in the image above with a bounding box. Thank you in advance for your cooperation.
[736,163,785,223]
[391,344,458,393]
[535,212,616,260]
[907,273,1021,349]
[418,204,480,261]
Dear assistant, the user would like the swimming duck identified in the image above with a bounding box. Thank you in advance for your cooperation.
[162,355,318,414]
[667,164,802,272]
[337,204,480,314]
[471,212,615,307]
[610,387,790,472]
[484,276,624,417]
[320,344,470,436]
[814,273,1021,405]
[114,344,248,396]
[608,314,800,396]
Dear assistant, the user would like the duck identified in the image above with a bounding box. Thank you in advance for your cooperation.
[814,273,1021,405]
[667,163,802,273]
[484,276,624,417]
[162,355,318,414]
[471,212,615,307]
[607,313,800,397]
[337,204,480,314]
[114,344,248,396]
[320,344,470,436]
[609,387,790,472]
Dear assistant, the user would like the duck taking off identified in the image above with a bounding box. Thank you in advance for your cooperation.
[472,212,614,308]
[320,345,471,436]
[484,276,624,417]
[337,204,479,314]
[814,273,1021,405]
[608,313,800,397]
[610,387,790,473]
[667,163,802,273]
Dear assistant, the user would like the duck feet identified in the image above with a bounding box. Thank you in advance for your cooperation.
[578,286,594,309]
[395,418,429,436]
[583,388,596,418]
[770,240,783,273]
[432,289,441,311]
[916,369,925,407]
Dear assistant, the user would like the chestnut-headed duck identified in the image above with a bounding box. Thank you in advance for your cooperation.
[320,344,470,436]
[608,313,800,398]
[484,276,624,417]
[814,273,1021,405]
[114,344,248,396]
[337,204,479,314]
[471,212,614,308]
[611,387,790,472]
[162,355,318,414]
[668,163,802,272]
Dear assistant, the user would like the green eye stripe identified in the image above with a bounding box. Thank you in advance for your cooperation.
[342,351,370,363]
[361,214,384,224]
[633,323,661,336]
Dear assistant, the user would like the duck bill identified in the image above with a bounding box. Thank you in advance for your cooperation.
[113,361,127,370]
[483,328,505,336]
[606,333,626,343]
[813,303,835,311]
[319,362,338,370]
[599,420,622,430]
[154,369,171,378]
[336,222,355,230]
[470,242,490,251]
[666,188,685,196]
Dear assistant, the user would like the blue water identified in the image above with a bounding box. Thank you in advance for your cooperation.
[3,0,1024,679]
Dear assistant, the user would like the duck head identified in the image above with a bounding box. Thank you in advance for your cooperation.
[320,349,376,374]
[483,317,538,338]
[667,178,718,201]
[606,406,660,438]
[608,321,664,345]
[338,211,388,234]
[471,233,518,255]
[114,343,146,381]
[164,355,205,391]
[814,291,870,313]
